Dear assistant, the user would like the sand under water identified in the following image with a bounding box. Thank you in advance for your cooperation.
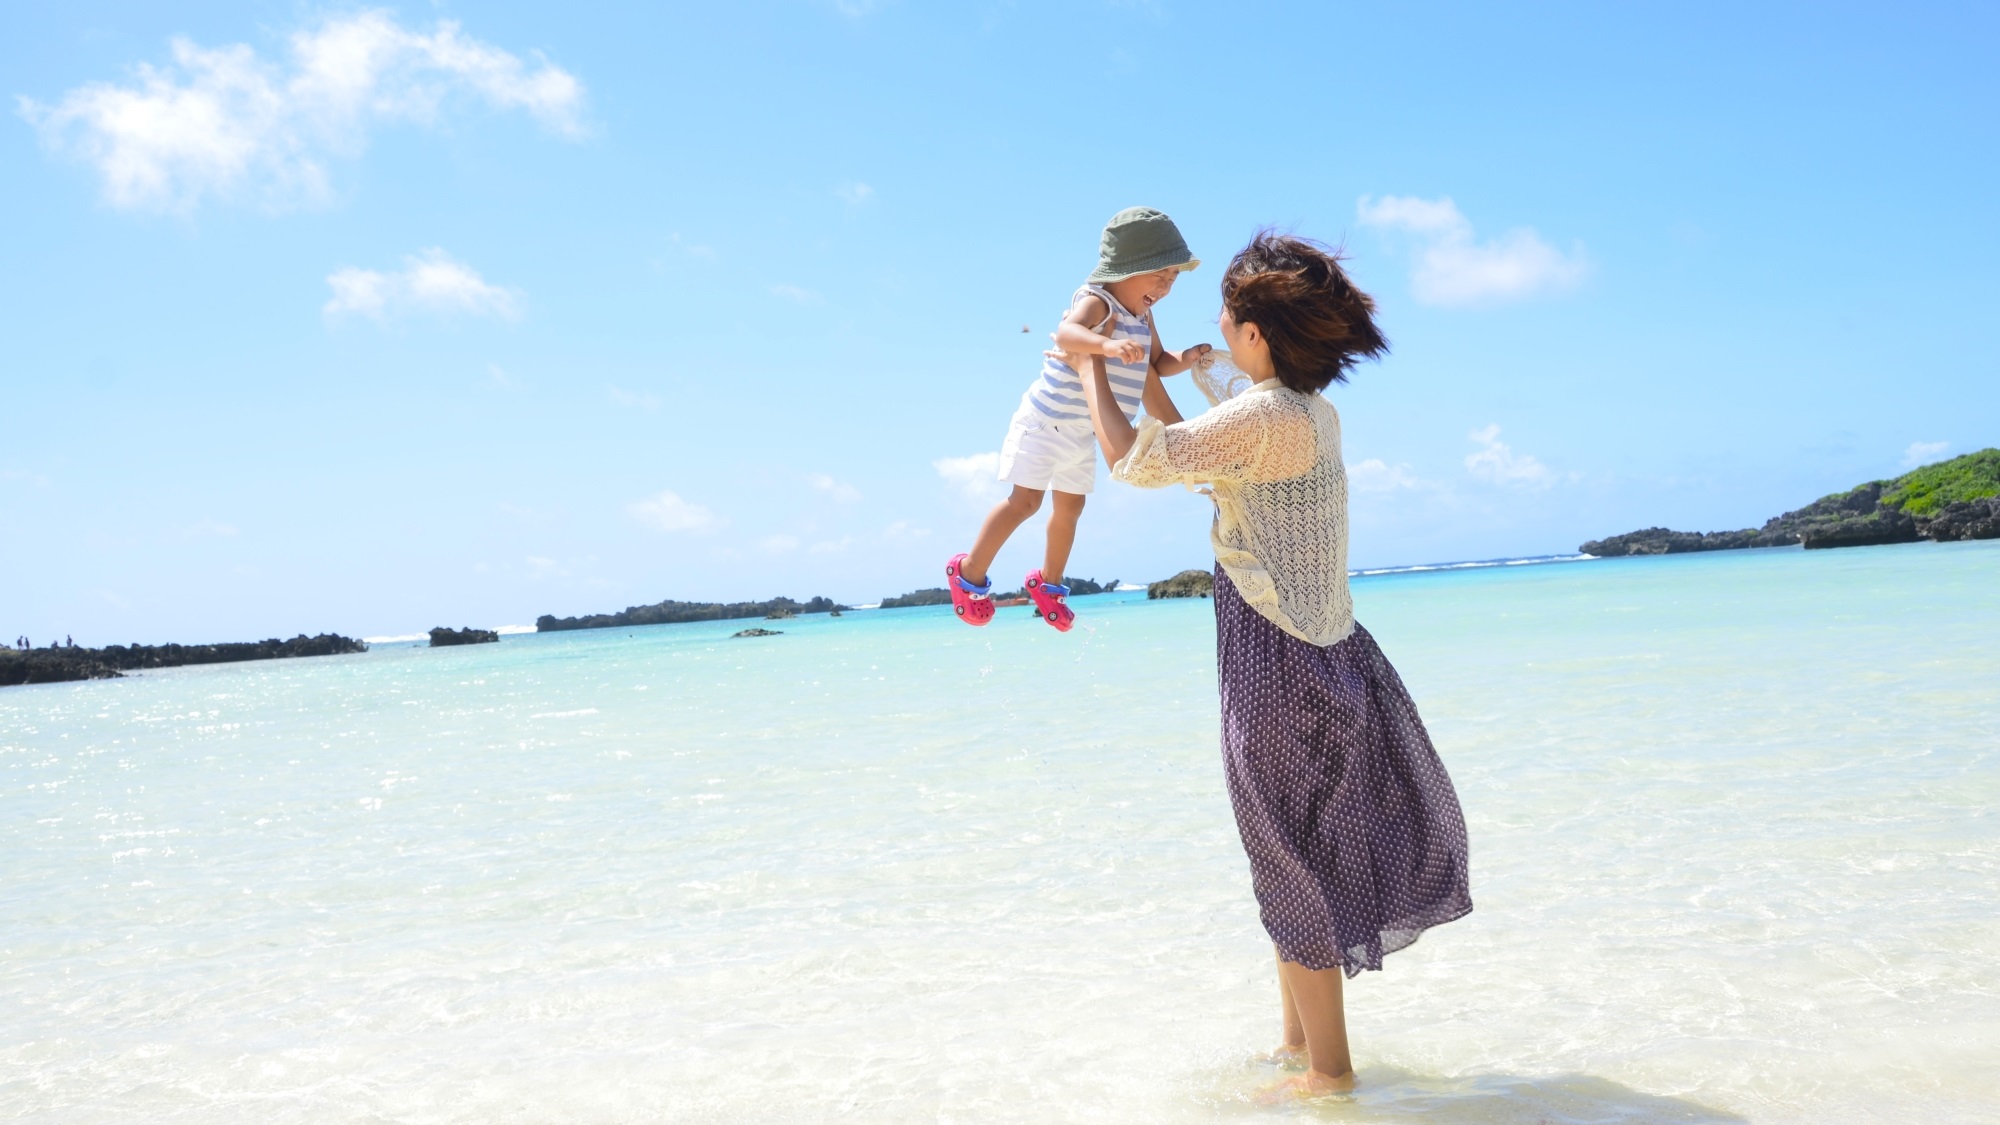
[4,540,1996,1122]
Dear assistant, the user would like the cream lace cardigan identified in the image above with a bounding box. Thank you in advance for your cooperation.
[1112,378,1354,646]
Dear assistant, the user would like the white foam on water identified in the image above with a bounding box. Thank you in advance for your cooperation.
[3,540,1996,1122]
[1351,553,1596,578]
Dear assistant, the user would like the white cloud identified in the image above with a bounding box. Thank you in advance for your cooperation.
[1347,458,1423,493]
[759,534,801,554]
[808,473,861,503]
[883,519,931,542]
[836,181,874,204]
[1902,440,1950,468]
[19,11,585,212]
[934,452,1007,504]
[1357,195,1586,307]
[1464,424,1556,488]
[608,385,662,411]
[769,283,822,304]
[628,490,721,533]
[1354,195,1465,236]
[324,248,519,320]
[808,536,853,555]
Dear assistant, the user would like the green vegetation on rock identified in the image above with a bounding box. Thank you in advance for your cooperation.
[1583,448,2000,555]
[1879,448,2000,516]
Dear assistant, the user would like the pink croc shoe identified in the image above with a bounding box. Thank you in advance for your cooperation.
[945,553,996,626]
[1024,569,1074,632]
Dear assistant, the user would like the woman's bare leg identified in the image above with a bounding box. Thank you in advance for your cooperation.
[1277,956,1355,1092]
[1270,947,1307,1064]
[963,486,1044,586]
[1042,490,1086,585]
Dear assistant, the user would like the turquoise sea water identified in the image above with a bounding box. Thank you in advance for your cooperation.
[4,540,1997,1123]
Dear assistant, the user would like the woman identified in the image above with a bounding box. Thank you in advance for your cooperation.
[1081,232,1473,1095]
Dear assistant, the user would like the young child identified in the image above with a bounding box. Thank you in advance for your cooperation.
[945,207,1210,630]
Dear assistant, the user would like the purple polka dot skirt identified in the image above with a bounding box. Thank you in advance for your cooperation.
[1214,566,1472,977]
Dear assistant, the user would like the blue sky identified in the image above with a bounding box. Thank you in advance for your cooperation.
[4,1,1996,644]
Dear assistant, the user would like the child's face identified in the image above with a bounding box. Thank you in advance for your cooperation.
[1107,268,1180,315]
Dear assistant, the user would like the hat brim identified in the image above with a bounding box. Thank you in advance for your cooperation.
[1088,255,1201,283]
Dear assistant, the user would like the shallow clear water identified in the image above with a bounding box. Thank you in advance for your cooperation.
[4,541,1996,1123]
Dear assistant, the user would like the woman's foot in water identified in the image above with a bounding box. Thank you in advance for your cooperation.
[1262,1044,1307,1069]
[1255,1068,1355,1102]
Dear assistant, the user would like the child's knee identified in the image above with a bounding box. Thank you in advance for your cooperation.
[1005,488,1045,516]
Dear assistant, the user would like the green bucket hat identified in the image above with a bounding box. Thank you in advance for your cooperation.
[1088,206,1199,283]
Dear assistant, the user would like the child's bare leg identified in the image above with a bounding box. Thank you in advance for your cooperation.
[1041,490,1086,584]
[964,486,1044,586]
[1275,956,1355,1092]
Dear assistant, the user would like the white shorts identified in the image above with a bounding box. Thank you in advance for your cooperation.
[995,400,1097,495]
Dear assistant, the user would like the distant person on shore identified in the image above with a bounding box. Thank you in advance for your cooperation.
[945,207,1211,631]
[1080,232,1473,1096]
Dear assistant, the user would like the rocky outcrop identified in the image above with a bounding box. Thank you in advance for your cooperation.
[0,649,121,685]
[536,595,847,632]
[879,576,1117,608]
[1148,569,1214,599]
[1579,527,1772,556]
[1062,576,1119,596]
[429,627,499,647]
[1923,497,2000,541]
[1583,448,1999,555]
[2,634,368,688]
[732,627,782,638]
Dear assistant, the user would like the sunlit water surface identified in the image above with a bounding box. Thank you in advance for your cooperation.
[4,541,1997,1123]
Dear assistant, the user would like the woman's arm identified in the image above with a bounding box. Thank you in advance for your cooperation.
[1141,370,1184,426]
[1081,348,1141,465]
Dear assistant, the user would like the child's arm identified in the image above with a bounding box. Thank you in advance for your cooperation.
[1053,294,1146,364]
[1145,313,1211,378]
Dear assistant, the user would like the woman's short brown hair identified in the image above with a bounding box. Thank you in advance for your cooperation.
[1221,232,1387,395]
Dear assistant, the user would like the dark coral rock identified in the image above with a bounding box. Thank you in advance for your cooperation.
[1148,569,1215,599]
[537,595,847,632]
[879,588,952,608]
[1580,528,1768,557]
[428,627,499,647]
[1922,498,2000,542]
[1797,507,1921,549]
[2,634,367,688]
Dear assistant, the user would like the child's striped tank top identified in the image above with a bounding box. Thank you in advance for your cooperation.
[1026,284,1150,425]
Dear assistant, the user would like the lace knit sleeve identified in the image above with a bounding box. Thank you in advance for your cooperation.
[1112,391,1313,488]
